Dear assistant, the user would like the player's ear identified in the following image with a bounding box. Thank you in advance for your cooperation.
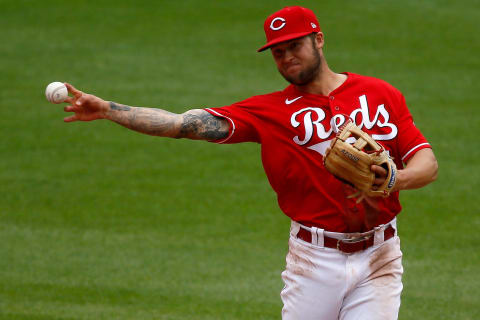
[314,32,324,50]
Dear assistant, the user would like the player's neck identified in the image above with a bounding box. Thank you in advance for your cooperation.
[295,64,347,96]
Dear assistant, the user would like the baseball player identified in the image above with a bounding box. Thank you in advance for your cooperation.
[62,6,438,320]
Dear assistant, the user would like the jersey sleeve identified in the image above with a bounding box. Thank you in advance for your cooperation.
[204,100,261,144]
[392,91,431,163]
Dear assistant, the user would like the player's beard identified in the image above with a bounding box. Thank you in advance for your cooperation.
[280,46,322,86]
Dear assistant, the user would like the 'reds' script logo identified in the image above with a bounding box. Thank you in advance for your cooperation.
[290,95,398,155]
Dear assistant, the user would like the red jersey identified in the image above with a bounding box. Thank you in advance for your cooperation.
[205,73,431,232]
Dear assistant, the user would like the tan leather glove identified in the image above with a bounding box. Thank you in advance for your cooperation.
[324,119,397,198]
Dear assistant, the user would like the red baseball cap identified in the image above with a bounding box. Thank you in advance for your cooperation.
[258,6,321,52]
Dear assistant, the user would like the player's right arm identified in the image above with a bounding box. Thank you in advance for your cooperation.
[62,83,229,141]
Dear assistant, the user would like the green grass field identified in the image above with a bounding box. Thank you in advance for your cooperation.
[1,0,479,319]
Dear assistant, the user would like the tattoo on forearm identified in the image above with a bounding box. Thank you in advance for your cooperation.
[107,103,227,140]
[108,102,178,136]
[180,112,228,140]
[109,102,131,111]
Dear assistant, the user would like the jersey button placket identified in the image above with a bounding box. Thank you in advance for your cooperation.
[328,95,337,115]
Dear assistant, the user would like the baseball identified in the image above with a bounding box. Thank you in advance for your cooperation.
[45,82,68,104]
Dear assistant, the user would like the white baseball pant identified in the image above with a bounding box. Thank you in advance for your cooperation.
[281,219,403,320]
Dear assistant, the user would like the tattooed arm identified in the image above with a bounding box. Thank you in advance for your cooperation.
[62,83,229,141]
[107,103,229,140]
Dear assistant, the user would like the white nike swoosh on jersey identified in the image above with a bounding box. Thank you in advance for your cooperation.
[285,96,303,104]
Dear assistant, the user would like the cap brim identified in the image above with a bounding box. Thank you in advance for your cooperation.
[257,31,314,52]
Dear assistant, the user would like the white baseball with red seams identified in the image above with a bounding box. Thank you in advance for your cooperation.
[45,82,68,104]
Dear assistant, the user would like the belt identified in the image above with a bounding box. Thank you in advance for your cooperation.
[296,225,395,254]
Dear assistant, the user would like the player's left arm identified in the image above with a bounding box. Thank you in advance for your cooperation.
[372,148,438,192]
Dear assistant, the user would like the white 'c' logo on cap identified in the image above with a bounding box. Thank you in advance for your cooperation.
[270,17,286,31]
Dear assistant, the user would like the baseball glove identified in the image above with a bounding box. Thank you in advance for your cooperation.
[323,119,397,198]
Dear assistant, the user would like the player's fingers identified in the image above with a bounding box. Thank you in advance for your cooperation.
[371,165,387,187]
[373,177,385,186]
[64,83,83,98]
[64,105,81,113]
[63,114,78,122]
[371,165,387,177]
[64,96,75,104]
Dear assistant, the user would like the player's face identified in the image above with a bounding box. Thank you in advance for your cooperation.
[271,35,321,86]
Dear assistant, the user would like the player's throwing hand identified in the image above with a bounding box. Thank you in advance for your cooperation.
[63,83,109,122]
